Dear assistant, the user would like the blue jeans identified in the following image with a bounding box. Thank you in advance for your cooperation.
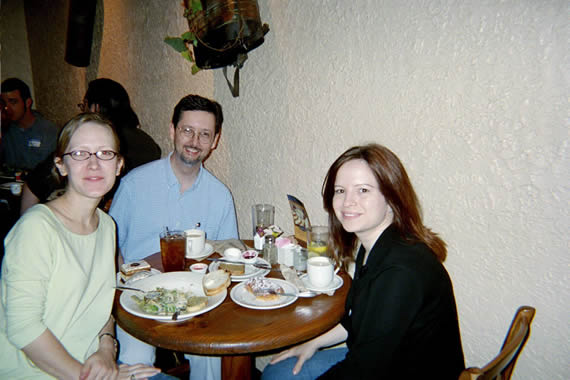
[261,347,348,380]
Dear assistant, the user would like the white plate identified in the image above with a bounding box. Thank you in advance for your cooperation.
[186,243,214,260]
[119,271,226,322]
[208,258,271,282]
[116,268,161,286]
[299,274,344,293]
[0,182,21,190]
[230,278,299,310]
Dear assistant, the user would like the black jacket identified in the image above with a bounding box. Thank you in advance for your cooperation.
[320,225,465,379]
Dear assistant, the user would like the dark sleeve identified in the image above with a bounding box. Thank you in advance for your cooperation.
[319,266,424,379]
[24,154,62,202]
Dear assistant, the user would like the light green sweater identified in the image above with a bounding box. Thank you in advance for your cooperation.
[0,205,116,379]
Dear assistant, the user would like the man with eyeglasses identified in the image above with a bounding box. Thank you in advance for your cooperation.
[0,78,57,171]
[109,94,238,380]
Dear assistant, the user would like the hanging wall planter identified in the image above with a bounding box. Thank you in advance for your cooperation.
[165,0,269,97]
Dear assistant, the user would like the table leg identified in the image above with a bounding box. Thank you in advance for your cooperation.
[222,355,253,380]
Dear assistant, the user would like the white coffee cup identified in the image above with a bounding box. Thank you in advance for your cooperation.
[185,229,205,258]
[307,256,334,288]
[10,182,22,196]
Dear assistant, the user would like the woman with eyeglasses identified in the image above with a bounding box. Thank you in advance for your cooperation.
[0,113,165,379]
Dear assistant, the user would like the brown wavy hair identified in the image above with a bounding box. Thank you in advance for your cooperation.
[322,143,447,271]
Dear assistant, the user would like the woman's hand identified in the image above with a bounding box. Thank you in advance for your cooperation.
[270,340,319,375]
[118,363,161,380]
[79,349,118,380]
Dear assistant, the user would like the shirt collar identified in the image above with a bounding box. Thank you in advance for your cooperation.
[164,152,204,192]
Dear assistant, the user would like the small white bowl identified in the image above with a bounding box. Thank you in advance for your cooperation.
[190,263,208,274]
[241,250,258,264]
[224,247,242,261]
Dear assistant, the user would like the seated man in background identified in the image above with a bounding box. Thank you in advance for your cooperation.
[0,78,57,171]
[20,78,162,214]
[109,94,238,380]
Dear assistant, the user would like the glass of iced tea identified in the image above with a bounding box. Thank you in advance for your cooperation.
[159,230,186,272]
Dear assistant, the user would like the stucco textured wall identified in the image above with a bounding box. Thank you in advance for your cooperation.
[2,0,568,378]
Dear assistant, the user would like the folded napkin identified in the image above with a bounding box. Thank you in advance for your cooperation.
[209,239,248,255]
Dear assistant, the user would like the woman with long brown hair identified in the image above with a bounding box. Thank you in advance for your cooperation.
[263,144,464,379]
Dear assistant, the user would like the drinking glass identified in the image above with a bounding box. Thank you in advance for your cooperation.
[159,230,186,272]
[307,225,329,258]
[252,204,275,249]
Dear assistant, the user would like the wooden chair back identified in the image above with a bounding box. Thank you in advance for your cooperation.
[458,306,536,380]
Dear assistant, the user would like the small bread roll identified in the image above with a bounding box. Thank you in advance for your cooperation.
[202,269,231,296]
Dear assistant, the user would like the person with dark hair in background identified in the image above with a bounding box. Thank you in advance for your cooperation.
[80,78,161,171]
[0,78,58,171]
[20,78,161,214]
[263,143,465,380]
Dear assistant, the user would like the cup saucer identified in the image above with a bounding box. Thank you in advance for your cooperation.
[185,243,214,260]
[299,273,344,293]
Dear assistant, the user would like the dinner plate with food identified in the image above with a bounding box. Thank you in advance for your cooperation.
[119,271,228,322]
[208,257,271,282]
[230,277,299,310]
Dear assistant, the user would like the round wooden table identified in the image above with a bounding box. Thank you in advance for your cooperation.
[114,246,350,379]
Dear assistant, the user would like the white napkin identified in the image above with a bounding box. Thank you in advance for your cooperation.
[209,239,248,254]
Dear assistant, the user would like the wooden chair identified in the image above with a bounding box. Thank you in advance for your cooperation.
[459,306,536,380]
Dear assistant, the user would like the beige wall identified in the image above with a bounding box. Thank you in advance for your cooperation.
[3,0,569,378]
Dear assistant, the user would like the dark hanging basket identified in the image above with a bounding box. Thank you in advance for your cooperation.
[185,0,269,70]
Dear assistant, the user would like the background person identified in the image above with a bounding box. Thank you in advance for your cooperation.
[263,143,465,379]
[20,78,162,214]
[109,94,238,380]
[0,113,165,379]
[0,78,57,171]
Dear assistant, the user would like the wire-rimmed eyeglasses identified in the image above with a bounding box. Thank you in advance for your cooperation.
[62,150,118,161]
[177,126,214,144]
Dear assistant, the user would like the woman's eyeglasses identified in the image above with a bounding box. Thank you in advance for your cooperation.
[62,150,118,161]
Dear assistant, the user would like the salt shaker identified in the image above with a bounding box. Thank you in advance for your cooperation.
[263,235,277,265]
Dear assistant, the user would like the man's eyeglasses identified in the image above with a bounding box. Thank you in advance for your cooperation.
[62,150,118,161]
[177,126,213,144]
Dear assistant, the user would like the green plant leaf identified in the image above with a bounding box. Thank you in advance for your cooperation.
[181,50,192,62]
[191,64,201,75]
[164,37,187,53]
[190,0,202,13]
[181,31,193,41]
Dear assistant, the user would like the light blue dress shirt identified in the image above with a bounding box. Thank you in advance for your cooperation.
[109,154,238,262]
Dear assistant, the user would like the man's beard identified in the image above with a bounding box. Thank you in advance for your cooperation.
[176,145,202,167]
